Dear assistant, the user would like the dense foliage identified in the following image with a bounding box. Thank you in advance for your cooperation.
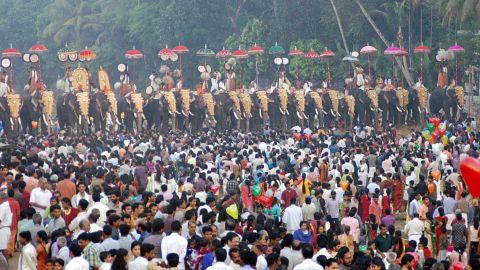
[0,0,479,90]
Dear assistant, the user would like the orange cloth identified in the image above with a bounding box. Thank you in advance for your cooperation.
[57,179,77,200]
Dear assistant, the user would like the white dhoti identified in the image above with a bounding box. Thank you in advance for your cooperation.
[0,227,11,250]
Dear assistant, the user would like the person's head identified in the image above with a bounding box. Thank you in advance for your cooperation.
[226,232,240,249]
[77,182,87,193]
[336,246,352,266]
[188,220,197,235]
[119,223,131,237]
[69,242,83,257]
[229,248,242,265]
[370,257,385,270]
[324,258,339,270]
[37,230,48,244]
[300,221,308,231]
[331,191,336,199]
[50,204,62,219]
[77,232,91,249]
[54,259,64,270]
[171,220,182,233]
[266,253,280,268]
[140,243,155,260]
[166,253,180,267]
[240,250,257,267]
[39,178,48,190]
[131,241,141,258]
[401,253,415,268]
[121,202,132,215]
[379,224,387,235]
[19,231,32,245]
[215,248,228,262]
[202,226,213,242]
[151,218,164,234]
[301,243,314,259]
[46,259,54,270]
[78,198,89,211]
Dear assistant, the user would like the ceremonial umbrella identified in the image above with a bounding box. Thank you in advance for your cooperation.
[288,46,304,87]
[360,44,377,78]
[125,47,143,85]
[384,45,401,82]
[172,44,189,74]
[269,42,285,55]
[79,48,97,61]
[304,50,320,82]
[320,48,335,86]
[414,44,430,81]
[216,47,232,79]
[158,45,175,61]
[2,45,21,91]
[196,44,215,67]
[342,53,359,79]
[448,43,465,82]
[249,44,264,86]
[232,48,249,86]
[28,44,48,85]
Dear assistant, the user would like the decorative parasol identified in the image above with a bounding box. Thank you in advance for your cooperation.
[28,44,48,86]
[2,45,21,92]
[216,47,232,59]
[448,43,465,82]
[125,47,143,85]
[249,44,264,86]
[384,45,401,83]
[288,47,304,87]
[158,45,175,61]
[342,54,359,62]
[414,44,430,81]
[79,48,97,61]
[29,44,48,54]
[196,44,215,66]
[304,50,320,59]
[360,44,377,78]
[269,42,285,55]
[395,48,408,57]
[232,48,249,59]
[172,44,189,74]
[58,45,77,62]
[320,48,335,86]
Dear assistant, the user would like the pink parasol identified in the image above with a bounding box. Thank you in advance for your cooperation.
[125,48,143,59]
[414,45,430,81]
[449,43,465,82]
[29,44,48,54]
[395,48,408,57]
[384,45,401,83]
[248,44,264,55]
[360,44,377,79]
[288,47,304,56]
[216,47,232,59]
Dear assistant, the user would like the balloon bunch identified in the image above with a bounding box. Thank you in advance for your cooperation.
[421,117,451,145]
[252,184,273,207]
[293,133,312,142]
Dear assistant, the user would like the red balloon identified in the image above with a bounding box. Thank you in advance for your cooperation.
[305,134,312,141]
[460,157,480,197]
[439,129,446,136]
[431,130,439,141]
[294,133,302,141]
[258,195,273,207]
[429,117,441,128]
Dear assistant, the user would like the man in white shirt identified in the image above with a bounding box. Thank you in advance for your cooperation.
[18,231,37,270]
[65,243,89,270]
[161,221,188,270]
[293,244,323,270]
[129,243,155,270]
[29,178,52,218]
[283,198,303,233]
[0,192,12,254]
[87,193,109,226]
[404,213,425,248]
[207,248,234,270]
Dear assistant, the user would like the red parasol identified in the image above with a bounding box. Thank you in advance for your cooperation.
[158,46,174,57]
[29,44,48,54]
[125,48,143,59]
[448,43,465,82]
[414,44,430,81]
[304,50,320,59]
[248,44,264,55]
[232,49,249,59]
[172,45,189,54]
[2,46,21,57]
[288,47,304,56]
[216,47,232,59]
[320,48,335,86]
[79,48,96,61]
[395,48,408,57]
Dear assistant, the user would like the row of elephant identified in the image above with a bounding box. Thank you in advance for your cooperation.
[0,85,464,136]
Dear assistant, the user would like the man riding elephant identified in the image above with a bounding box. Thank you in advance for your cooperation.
[378,79,398,126]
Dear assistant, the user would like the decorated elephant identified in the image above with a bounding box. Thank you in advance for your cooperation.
[40,91,55,134]
[239,92,252,133]
[395,88,409,125]
[378,89,398,126]
[177,89,195,132]
[143,93,162,131]
[429,84,464,121]
[104,92,119,133]
[410,86,428,125]
[366,89,380,129]
[117,95,136,133]
[56,91,79,133]
[252,90,269,132]
[343,94,356,130]
[291,89,307,128]
[20,90,42,134]
[89,90,111,132]
[327,90,341,128]
[270,88,289,131]
[350,88,370,126]
[305,90,325,129]
[5,94,22,137]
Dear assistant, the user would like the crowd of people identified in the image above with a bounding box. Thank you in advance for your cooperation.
[0,117,479,270]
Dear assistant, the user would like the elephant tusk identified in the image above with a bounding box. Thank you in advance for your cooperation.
[189,111,194,116]
[18,118,22,130]
[259,109,262,119]
[322,110,327,115]
[303,113,309,119]
[176,111,181,115]
[286,110,290,116]
[296,111,302,119]
[279,107,284,115]
[330,109,335,117]
[168,110,172,115]
[134,113,138,118]
[79,117,82,125]
[337,112,341,117]
[233,111,239,120]
[377,108,383,112]
[418,106,421,114]
[457,105,462,110]
[10,117,13,127]
[315,108,318,115]
[182,110,188,117]
[396,106,402,112]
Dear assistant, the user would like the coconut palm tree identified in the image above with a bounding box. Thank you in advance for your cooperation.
[441,0,480,23]
[329,0,350,53]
